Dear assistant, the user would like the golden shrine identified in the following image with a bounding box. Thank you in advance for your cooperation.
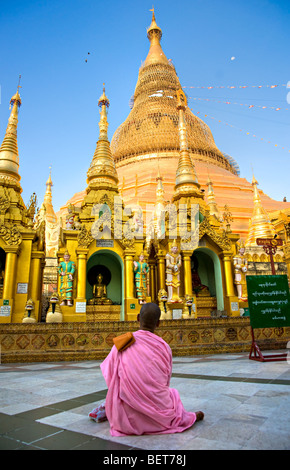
[1,11,290,353]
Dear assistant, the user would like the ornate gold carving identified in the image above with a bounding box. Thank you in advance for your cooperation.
[0,224,22,246]
[0,195,10,214]
[199,216,232,251]
[78,224,94,247]
[0,318,288,363]
[121,236,135,250]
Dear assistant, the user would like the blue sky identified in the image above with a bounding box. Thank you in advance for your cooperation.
[0,0,289,212]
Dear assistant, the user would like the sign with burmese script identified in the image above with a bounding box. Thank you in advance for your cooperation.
[246,275,290,329]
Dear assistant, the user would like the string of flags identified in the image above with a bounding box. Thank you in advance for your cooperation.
[188,96,289,111]
[183,84,286,90]
[192,110,290,153]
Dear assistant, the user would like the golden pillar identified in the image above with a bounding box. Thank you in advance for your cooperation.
[182,251,193,297]
[221,251,239,316]
[182,250,197,318]
[124,250,137,320]
[0,246,19,323]
[149,260,156,302]
[76,248,88,301]
[156,250,166,292]
[29,251,45,322]
[283,243,290,285]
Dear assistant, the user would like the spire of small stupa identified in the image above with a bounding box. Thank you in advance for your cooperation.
[156,166,165,204]
[206,174,220,220]
[245,175,276,246]
[42,167,57,224]
[172,89,201,202]
[0,77,22,186]
[86,84,119,190]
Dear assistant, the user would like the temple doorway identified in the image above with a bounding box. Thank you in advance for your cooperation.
[86,250,124,320]
[191,248,224,312]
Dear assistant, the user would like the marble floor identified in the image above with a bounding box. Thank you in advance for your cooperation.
[0,350,290,451]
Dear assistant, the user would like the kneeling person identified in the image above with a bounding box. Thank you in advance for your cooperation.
[98,302,204,436]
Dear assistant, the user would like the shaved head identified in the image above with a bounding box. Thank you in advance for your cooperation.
[138,303,161,332]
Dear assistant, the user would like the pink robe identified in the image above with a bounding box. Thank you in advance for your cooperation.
[100,329,196,436]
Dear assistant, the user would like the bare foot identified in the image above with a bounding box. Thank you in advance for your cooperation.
[195,411,204,422]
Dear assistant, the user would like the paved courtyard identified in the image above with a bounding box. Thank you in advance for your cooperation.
[0,350,290,451]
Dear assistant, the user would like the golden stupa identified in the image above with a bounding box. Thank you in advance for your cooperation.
[59,12,290,239]
[0,83,46,323]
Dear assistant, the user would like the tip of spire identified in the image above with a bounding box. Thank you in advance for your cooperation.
[46,167,53,186]
[98,83,110,108]
[150,6,156,22]
[10,76,22,108]
[147,7,162,40]
[252,174,258,185]
[10,75,22,108]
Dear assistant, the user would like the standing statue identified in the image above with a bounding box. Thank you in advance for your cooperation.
[133,252,149,303]
[58,250,76,306]
[233,241,248,301]
[166,240,182,302]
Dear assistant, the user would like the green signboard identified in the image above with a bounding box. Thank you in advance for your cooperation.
[246,275,290,329]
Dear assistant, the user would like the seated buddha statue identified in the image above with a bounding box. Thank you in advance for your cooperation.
[191,257,210,297]
[92,273,112,305]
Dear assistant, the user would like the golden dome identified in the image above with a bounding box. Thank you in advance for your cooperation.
[111,12,236,175]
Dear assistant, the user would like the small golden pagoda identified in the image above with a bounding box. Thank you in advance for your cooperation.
[0,84,46,322]
[245,176,276,246]
[144,87,240,318]
[58,85,140,321]
[244,176,286,276]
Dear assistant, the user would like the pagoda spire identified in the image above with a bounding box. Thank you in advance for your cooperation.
[156,166,165,204]
[152,166,166,238]
[245,175,276,246]
[172,89,201,202]
[144,8,168,66]
[0,79,22,186]
[42,167,56,223]
[206,174,220,220]
[86,84,119,190]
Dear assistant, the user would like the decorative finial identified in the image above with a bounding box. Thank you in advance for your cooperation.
[147,6,162,41]
[10,75,22,109]
[98,83,110,108]
[17,74,22,92]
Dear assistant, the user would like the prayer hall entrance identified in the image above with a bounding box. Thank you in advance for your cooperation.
[191,248,224,316]
[86,250,124,321]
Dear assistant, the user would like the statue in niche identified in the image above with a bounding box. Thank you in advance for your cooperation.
[92,273,112,305]
[233,241,248,301]
[191,255,210,297]
[165,240,182,303]
[133,252,149,304]
[58,250,75,306]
